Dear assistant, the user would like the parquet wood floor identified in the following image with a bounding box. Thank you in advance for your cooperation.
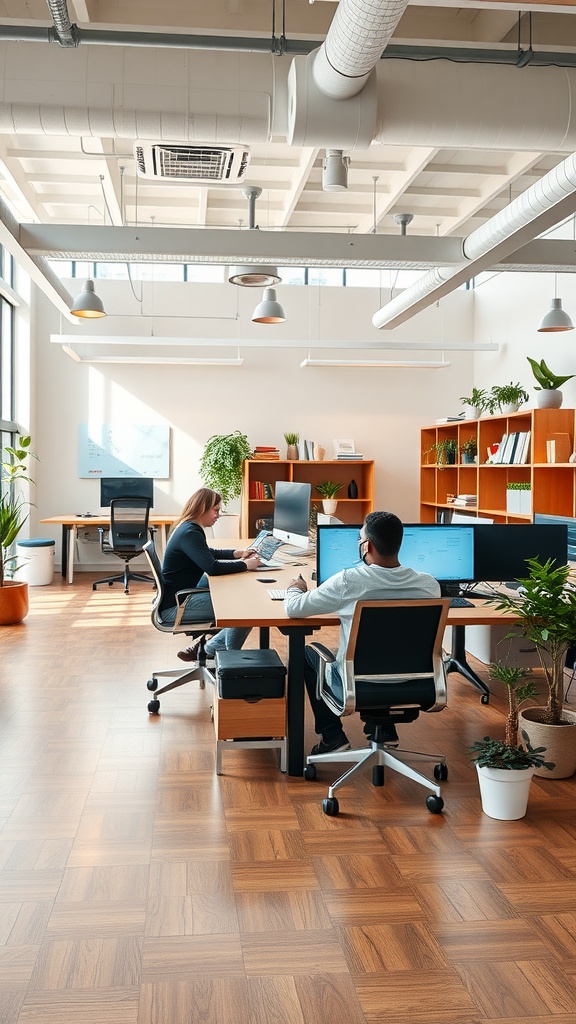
[1,575,576,1024]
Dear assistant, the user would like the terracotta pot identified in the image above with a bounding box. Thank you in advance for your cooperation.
[518,707,576,779]
[0,580,29,624]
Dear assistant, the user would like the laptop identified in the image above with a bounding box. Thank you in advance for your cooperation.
[250,530,285,568]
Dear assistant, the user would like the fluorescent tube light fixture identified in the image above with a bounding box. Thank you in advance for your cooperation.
[300,358,450,368]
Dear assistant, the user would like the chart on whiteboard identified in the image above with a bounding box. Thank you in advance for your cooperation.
[78,424,170,478]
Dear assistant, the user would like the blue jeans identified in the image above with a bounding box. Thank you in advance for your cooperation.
[161,574,251,653]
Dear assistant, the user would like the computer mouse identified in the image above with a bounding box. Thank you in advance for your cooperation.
[257,578,276,583]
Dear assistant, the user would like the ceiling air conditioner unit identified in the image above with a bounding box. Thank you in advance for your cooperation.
[133,142,251,183]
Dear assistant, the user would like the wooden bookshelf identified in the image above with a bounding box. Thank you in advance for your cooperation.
[241,459,374,537]
[420,408,576,522]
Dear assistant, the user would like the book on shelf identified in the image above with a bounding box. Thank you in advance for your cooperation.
[546,432,571,464]
[337,453,364,459]
[452,494,477,506]
[249,480,275,499]
[252,446,280,461]
[435,415,464,423]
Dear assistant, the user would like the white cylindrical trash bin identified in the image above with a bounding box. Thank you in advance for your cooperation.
[15,538,55,586]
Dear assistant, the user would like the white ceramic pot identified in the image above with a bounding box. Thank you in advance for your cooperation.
[476,764,534,820]
[211,513,240,540]
[537,389,563,409]
[464,404,480,420]
[500,402,520,414]
[322,499,338,515]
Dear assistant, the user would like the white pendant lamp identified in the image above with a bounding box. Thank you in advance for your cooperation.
[251,288,286,324]
[538,275,574,332]
[70,279,106,318]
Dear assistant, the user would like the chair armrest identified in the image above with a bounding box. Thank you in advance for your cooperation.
[97,526,108,554]
[308,642,336,699]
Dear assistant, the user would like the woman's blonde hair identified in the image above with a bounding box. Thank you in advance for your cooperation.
[172,487,221,530]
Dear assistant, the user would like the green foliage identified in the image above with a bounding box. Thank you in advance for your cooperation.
[527,357,575,391]
[460,437,478,457]
[199,431,252,508]
[0,435,36,587]
[489,557,576,724]
[506,482,531,491]
[316,480,344,499]
[489,661,538,745]
[426,438,458,467]
[283,432,299,445]
[470,733,554,771]
[487,382,529,411]
[460,387,488,411]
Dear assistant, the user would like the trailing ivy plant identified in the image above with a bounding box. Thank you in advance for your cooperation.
[199,431,252,508]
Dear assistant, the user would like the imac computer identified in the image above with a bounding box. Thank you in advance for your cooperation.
[473,524,568,584]
[273,480,311,551]
[100,476,154,508]
[316,523,475,594]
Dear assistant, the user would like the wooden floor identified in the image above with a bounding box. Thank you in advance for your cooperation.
[2,576,576,1024]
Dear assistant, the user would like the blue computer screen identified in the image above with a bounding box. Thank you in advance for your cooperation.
[316,523,475,584]
[400,524,475,581]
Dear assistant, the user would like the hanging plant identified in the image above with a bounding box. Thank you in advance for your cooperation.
[199,431,252,508]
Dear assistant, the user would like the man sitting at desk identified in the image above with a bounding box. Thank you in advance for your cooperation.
[285,511,441,755]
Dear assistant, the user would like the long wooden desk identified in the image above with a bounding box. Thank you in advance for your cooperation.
[209,557,520,776]
[40,514,179,584]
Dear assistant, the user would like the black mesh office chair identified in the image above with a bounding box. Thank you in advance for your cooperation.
[93,497,155,594]
[143,539,218,714]
[304,599,451,815]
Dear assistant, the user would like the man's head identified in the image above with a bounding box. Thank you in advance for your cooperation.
[360,511,403,564]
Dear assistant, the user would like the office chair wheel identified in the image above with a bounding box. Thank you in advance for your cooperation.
[426,794,444,814]
[481,693,490,705]
[147,678,158,691]
[322,797,339,816]
[434,763,448,781]
[372,764,384,786]
[303,764,317,781]
[147,699,160,714]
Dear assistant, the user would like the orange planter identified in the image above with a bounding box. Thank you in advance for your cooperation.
[0,580,29,624]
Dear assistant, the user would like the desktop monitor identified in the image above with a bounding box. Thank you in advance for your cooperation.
[473,524,568,583]
[534,513,576,562]
[100,476,154,508]
[316,523,475,590]
[400,524,475,588]
[273,480,311,550]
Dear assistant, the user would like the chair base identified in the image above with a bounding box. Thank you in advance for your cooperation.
[93,568,155,594]
[147,662,216,713]
[305,740,446,814]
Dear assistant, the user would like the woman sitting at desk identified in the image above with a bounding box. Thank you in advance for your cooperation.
[160,487,261,661]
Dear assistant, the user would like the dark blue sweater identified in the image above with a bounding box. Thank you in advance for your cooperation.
[160,520,246,612]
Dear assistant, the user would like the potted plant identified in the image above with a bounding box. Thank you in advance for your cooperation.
[460,437,478,464]
[425,438,458,468]
[284,432,299,460]
[470,661,553,819]
[489,556,576,778]
[316,480,343,514]
[527,357,575,409]
[506,481,531,515]
[460,387,488,419]
[487,382,529,415]
[0,434,35,625]
[199,431,252,537]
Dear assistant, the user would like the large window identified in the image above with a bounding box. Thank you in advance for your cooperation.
[0,245,18,465]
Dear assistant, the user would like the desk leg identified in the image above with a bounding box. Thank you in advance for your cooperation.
[61,525,68,579]
[445,625,491,704]
[67,526,76,584]
[278,624,315,776]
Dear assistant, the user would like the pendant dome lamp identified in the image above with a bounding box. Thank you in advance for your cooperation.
[538,274,574,332]
[251,287,286,324]
[70,279,106,318]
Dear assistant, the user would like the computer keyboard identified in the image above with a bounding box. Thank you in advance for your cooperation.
[449,596,474,608]
[268,589,287,600]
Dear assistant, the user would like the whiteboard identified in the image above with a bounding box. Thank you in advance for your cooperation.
[78,424,170,478]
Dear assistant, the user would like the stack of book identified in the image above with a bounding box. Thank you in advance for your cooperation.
[337,451,364,460]
[248,480,274,499]
[452,493,477,507]
[492,431,531,465]
[251,446,280,461]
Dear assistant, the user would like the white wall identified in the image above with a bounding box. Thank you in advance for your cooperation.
[32,277,475,566]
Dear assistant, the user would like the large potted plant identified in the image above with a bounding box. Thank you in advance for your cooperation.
[199,431,252,538]
[0,434,35,624]
[527,357,575,409]
[489,556,576,778]
[470,662,553,819]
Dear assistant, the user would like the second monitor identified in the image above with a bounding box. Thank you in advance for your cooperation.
[100,477,154,508]
[273,480,311,551]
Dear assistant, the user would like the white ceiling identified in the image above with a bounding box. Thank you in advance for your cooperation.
[2,0,576,255]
